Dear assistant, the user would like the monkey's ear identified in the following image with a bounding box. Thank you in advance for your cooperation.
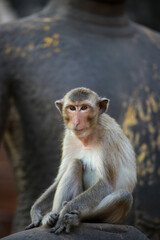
[99,98,110,114]
[55,99,63,113]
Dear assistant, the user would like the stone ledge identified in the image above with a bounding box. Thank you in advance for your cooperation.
[2,223,149,240]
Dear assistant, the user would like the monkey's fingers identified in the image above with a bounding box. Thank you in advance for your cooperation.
[25,221,40,230]
[65,224,71,233]
[42,212,59,227]
[48,214,58,226]
[25,223,35,230]
[55,226,65,234]
[50,224,65,234]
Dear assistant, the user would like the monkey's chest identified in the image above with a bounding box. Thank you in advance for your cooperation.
[78,150,99,190]
[82,165,97,190]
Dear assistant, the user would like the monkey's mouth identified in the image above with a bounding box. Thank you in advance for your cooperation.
[73,125,86,132]
[74,128,85,132]
[73,128,86,134]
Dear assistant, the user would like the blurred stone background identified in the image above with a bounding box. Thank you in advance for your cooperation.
[0,0,160,238]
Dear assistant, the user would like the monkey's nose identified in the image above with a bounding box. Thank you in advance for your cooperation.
[74,125,79,131]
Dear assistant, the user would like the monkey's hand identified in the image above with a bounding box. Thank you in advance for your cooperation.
[50,210,80,234]
[25,221,41,230]
[25,208,42,230]
[25,217,42,230]
[42,211,59,227]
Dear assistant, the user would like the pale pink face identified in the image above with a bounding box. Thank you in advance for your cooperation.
[55,88,109,139]
[63,101,95,136]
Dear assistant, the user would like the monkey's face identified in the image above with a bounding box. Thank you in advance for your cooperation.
[55,88,110,139]
[63,101,99,138]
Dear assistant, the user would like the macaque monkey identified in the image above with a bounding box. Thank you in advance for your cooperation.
[26,87,137,234]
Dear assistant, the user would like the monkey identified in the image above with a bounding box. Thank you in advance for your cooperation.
[25,87,137,234]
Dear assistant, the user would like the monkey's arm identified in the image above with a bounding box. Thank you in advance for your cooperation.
[26,159,68,230]
[25,181,58,230]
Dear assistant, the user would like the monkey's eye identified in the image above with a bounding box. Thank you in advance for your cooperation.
[81,105,89,111]
[68,105,76,111]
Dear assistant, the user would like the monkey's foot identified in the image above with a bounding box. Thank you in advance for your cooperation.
[50,210,80,234]
[42,212,58,227]
[25,220,41,230]
[64,210,80,227]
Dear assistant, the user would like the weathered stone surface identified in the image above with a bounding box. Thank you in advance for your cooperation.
[2,224,149,240]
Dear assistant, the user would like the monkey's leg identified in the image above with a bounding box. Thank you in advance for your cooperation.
[83,190,133,224]
[53,159,83,213]
[42,159,83,228]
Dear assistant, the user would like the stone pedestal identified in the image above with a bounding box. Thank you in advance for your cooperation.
[2,224,148,240]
